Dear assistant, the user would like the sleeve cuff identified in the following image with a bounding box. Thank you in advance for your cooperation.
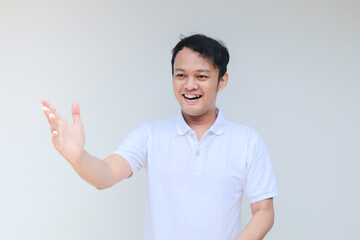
[112,150,139,175]
[248,191,279,204]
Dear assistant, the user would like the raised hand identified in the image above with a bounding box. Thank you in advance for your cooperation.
[41,99,85,165]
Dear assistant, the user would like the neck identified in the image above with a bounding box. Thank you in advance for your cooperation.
[182,108,217,140]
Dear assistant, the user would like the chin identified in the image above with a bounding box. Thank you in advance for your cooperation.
[181,107,203,117]
[181,107,195,116]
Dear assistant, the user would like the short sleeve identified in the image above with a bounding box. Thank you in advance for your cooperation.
[112,122,149,175]
[244,134,278,204]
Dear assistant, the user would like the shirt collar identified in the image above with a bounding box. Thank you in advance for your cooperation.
[209,108,226,135]
[176,108,226,136]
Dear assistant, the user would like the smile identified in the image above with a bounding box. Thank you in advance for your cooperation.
[183,94,202,100]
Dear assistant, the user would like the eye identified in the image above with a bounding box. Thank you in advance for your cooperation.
[197,75,208,79]
[176,74,186,78]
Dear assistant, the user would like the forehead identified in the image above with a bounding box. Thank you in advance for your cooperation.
[173,47,217,72]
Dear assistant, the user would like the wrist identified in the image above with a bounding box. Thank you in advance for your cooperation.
[69,149,86,166]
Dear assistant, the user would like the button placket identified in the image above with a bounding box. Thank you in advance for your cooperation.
[192,143,206,175]
[186,130,211,175]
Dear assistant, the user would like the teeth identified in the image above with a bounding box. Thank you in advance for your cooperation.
[184,94,200,99]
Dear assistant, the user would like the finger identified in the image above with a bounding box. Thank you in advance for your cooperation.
[42,106,52,121]
[49,113,58,133]
[52,130,60,149]
[40,98,62,119]
[72,101,82,125]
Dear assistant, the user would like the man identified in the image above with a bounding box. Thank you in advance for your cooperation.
[42,34,278,240]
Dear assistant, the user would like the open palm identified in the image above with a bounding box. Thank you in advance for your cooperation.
[41,99,85,164]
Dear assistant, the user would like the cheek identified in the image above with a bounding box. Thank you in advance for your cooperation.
[172,83,181,98]
[172,81,182,92]
[204,84,218,96]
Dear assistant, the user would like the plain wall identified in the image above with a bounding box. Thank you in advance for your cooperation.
[1,0,359,239]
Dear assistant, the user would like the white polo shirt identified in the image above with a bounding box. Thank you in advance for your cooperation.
[114,109,278,240]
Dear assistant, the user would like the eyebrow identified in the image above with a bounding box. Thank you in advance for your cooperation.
[174,68,211,73]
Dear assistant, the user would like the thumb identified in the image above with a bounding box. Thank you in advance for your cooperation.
[72,101,82,125]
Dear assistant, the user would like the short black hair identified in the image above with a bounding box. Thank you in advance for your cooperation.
[171,34,230,81]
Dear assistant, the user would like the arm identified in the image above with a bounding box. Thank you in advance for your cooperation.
[235,198,275,240]
[41,99,132,189]
[70,152,132,189]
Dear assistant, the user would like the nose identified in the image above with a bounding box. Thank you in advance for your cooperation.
[184,76,198,91]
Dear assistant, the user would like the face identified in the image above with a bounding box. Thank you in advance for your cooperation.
[172,47,228,119]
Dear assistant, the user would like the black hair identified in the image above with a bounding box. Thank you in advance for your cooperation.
[171,34,230,81]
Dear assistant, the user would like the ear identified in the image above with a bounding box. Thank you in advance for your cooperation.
[217,73,228,91]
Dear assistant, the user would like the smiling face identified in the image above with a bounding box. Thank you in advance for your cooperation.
[172,47,228,120]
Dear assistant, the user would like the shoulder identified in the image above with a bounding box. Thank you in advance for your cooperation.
[223,120,260,141]
[137,115,177,136]
[221,120,267,154]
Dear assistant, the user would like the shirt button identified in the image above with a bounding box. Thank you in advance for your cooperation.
[196,151,200,156]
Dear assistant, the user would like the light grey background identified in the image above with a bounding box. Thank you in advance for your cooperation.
[1,0,359,239]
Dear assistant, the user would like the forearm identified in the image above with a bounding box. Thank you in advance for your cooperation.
[235,208,274,240]
[70,150,116,189]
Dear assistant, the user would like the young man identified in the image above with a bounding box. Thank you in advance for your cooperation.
[42,34,278,240]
